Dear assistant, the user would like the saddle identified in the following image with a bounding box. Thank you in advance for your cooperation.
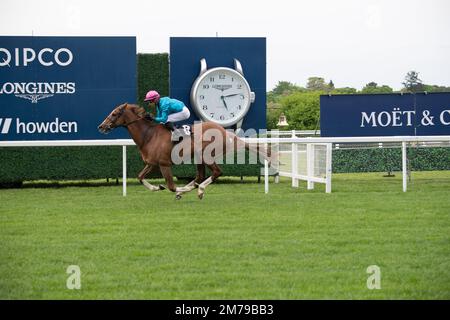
[144,113,192,144]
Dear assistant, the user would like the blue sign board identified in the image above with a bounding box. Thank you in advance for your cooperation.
[320,93,450,137]
[0,36,136,140]
[170,37,266,131]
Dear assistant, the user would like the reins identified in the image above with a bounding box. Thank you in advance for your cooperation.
[122,116,146,127]
[121,116,158,148]
[121,113,155,127]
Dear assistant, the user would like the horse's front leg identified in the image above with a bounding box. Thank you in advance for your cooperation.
[159,165,182,199]
[138,164,165,191]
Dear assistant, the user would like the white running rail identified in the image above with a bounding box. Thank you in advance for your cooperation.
[1,135,449,195]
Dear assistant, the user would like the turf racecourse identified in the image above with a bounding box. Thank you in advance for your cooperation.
[1,171,449,299]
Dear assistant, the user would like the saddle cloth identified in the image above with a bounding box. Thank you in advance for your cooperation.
[171,124,193,143]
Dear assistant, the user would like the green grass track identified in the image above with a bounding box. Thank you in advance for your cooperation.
[1,171,449,299]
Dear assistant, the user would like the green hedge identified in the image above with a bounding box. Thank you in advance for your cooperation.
[1,144,447,183]
[332,147,450,173]
[0,146,262,183]
[137,53,169,106]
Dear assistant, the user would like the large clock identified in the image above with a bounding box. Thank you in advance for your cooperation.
[190,58,255,129]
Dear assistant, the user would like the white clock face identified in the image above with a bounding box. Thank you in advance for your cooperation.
[191,67,252,127]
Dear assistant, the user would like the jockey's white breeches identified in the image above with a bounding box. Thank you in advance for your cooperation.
[167,106,190,123]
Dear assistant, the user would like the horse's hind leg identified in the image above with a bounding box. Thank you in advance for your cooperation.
[175,164,206,198]
[195,164,206,184]
[175,180,196,197]
[138,164,165,191]
[198,162,222,200]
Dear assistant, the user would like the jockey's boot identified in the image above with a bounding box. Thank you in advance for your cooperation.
[164,121,176,131]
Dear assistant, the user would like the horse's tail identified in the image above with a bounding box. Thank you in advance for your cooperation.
[228,132,274,166]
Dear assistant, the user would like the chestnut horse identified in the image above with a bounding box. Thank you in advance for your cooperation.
[98,103,269,199]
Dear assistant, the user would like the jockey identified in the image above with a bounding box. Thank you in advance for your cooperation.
[143,90,191,133]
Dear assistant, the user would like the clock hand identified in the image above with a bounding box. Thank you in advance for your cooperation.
[220,96,229,110]
[223,93,240,98]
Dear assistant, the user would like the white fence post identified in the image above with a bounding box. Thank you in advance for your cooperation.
[325,143,332,193]
[264,159,269,194]
[307,143,315,190]
[274,137,280,184]
[291,130,299,187]
[402,141,407,192]
[122,145,127,197]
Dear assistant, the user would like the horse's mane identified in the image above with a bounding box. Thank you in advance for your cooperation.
[125,103,159,127]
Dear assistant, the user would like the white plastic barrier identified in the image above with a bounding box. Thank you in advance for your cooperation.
[0,139,135,196]
[1,135,449,195]
[245,135,450,194]
[272,139,332,193]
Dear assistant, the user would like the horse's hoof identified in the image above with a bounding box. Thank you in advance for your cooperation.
[198,193,204,200]
[159,184,166,190]
[175,194,182,200]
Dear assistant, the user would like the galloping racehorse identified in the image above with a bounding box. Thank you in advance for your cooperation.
[98,103,269,199]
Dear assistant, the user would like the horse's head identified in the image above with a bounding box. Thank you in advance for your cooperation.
[98,103,147,134]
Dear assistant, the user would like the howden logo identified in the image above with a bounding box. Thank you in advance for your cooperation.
[0,118,13,134]
[0,118,78,135]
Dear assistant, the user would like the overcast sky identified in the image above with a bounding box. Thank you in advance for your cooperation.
[2,0,449,91]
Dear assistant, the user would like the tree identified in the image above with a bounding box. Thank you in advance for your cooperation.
[306,77,328,91]
[266,105,283,130]
[366,82,378,88]
[271,81,302,96]
[267,81,306,129]
[422,84,450,93]
[328,80,335,91]
[266,91,278,103]
[332,87,358,94]
[361,82,393,94]
[278,91,322,130]
[402,71,424,93]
